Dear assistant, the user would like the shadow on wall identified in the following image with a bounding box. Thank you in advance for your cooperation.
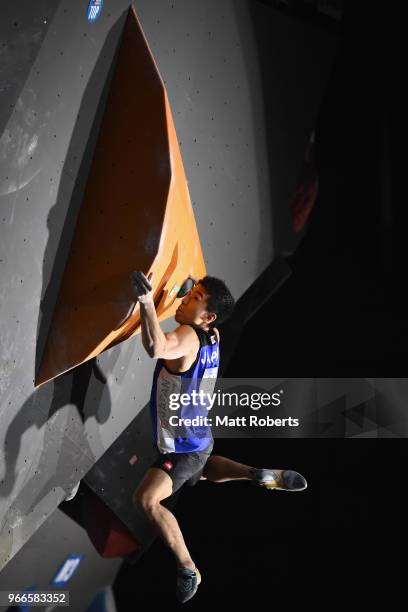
[0,368,157,568]
[1,358,111,502]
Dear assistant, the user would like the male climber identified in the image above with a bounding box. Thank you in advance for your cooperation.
[130,271,308,603]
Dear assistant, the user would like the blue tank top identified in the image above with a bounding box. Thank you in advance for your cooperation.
[149,325,219,453]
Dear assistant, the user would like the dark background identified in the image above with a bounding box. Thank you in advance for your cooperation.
[114,3,403,607]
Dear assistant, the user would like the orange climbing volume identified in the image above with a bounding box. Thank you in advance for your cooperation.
[35,6,206,387]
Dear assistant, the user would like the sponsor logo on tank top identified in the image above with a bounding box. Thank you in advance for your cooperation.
[163,460,173,471]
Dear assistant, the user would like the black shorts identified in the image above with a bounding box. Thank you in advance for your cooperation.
[152,441,214,495]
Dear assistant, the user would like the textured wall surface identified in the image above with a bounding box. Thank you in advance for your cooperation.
[0,506,122,611]
[0,0,338,571]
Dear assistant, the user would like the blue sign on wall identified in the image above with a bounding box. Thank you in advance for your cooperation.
[87,0,104,22]
[51,555,84,585]
[17,584,38,612]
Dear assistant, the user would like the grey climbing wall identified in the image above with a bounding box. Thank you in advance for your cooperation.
[0,0,339,571]
[0,506,122,611]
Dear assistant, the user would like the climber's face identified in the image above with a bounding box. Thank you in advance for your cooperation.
[175,283,216,330]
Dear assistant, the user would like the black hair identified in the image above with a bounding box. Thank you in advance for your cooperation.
[197,276,235,328]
